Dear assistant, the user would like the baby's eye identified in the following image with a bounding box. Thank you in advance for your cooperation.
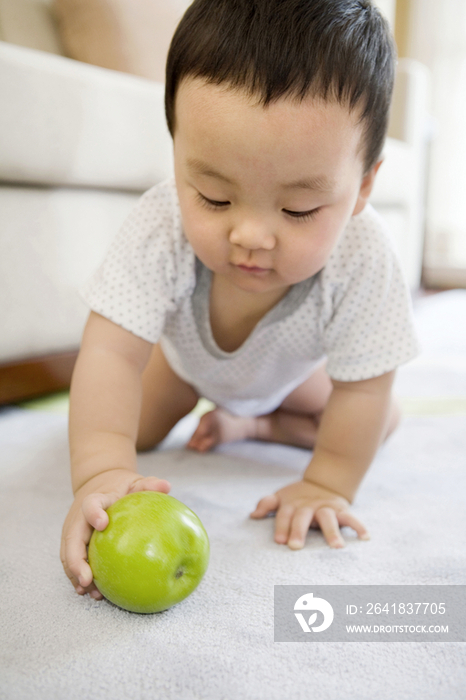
[283,207,321,222]
[197,193,230,210]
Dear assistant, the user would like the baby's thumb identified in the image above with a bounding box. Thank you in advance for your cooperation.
[81,491,120,531]
[129,477,171,495]
[250,493,279,518]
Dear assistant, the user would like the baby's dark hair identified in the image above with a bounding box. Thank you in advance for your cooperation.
[165,0,396,174]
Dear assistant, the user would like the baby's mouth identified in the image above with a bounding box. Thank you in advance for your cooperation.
[235,263,271,274]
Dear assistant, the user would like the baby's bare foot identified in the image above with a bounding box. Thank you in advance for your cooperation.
[187,408,257,452]
[188,407,321,452]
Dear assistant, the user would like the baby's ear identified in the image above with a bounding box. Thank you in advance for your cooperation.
[352,160,383,216]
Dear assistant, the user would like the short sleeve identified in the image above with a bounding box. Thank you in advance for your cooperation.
[321,206,421,381]
[80,179,196,343]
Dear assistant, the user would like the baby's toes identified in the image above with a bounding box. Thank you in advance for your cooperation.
[194,434,216,452]
[188,412,218,451]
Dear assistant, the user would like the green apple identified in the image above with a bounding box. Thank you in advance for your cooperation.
[88,491,209,613]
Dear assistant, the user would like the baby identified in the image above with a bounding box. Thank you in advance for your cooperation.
[61,0,420,600]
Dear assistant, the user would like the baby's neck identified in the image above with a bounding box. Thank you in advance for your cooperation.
[208,272,291,353]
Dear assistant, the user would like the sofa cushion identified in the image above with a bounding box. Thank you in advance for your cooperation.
[0,184,140,363]
[0,41,173,189]
[54,0,189,83]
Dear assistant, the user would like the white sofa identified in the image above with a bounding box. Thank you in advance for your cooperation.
[0,0,431,394]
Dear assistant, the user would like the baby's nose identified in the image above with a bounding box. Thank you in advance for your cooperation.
[229,220,276,250]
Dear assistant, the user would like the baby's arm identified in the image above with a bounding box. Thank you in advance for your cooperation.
[251,369,396,548]
[61,311,170,597]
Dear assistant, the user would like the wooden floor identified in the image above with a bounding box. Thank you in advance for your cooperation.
[0,350,78,405]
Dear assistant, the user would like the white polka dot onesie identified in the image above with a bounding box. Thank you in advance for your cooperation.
[81,178,421,416]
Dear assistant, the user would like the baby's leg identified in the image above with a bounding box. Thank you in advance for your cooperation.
[188,363,333,452]
[136,343,199,451]
[255,368,400,448]
[188,363,401,452]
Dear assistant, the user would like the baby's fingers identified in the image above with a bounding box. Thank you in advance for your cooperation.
[82,478,171,531]
[287,507,315,550]
[61,514,94,590]
[337,510,370,541]
[314,507,346,548]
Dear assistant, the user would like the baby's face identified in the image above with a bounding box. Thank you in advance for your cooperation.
[173,77,379,296]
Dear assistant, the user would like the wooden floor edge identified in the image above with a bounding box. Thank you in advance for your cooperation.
[0,350,79,405]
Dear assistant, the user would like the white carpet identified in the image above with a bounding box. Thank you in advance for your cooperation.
[1,290,466,700]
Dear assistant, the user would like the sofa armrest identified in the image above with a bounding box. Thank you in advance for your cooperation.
[0,41,173,190]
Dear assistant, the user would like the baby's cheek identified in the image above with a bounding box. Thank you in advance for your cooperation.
[311,226,341,266]
[283,242,327,280]
[190,229,227,270]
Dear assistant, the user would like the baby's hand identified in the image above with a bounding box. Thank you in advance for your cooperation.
[60,469,171,599]
[250,479,370,549]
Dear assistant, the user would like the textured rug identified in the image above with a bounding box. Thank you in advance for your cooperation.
[1,290,465,700]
